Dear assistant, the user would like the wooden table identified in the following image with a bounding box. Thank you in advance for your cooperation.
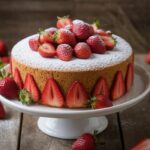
[0,54,149,150]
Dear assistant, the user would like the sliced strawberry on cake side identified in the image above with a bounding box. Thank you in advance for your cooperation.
[92,77,110,98]
[125,63,134,92]
[41,78,65,107]
[23,74,40,102]
[111,71,126,101]
[14,68,23,89]
[66,81,88,108]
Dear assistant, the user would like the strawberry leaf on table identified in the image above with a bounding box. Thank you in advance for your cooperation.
[19,89,33,105]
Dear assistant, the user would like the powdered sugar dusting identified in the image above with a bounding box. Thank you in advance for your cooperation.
[11,34,132,71]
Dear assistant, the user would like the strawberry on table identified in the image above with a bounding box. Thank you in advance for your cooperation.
[0,77,19,99]
[29,38,40,51]
[56,44,73,61]
[24,74,40,102]
[14,68,23,89]
[111,71,125,101]
[145,51,150,63]
[0,102,5,119]
[54,28,76,46]
[72,133,96,150]
[56,16,72,28]
[72,20,94,40]
[41,78,65,107]
[130,138,150,150]
[0,40,8,56]
[93,77,110,98]
[38,43,56,58]
[87,35,106,54]
[74,42,92,59]
[90,95,112,109]
[66,81,88,108]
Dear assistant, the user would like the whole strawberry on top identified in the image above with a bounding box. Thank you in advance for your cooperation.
[72,133,96,150]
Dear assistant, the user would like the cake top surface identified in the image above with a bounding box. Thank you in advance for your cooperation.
[11,34,132,71]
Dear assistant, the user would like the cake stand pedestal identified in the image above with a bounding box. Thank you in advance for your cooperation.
[0,64,150,139]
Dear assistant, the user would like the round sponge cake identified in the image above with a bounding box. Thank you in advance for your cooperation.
[11,34,133,96]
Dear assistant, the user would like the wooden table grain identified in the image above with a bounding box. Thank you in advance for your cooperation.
[0,55,149,150]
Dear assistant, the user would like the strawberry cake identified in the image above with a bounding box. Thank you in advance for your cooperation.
[11,16,134,109]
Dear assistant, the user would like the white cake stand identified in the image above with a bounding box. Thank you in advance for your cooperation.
[0,64,150,139]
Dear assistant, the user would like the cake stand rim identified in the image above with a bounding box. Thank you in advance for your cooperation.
[0,63,150,118]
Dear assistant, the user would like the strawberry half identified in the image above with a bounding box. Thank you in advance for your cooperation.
[91,95,113,109]
[29,38,40,51]
[56,16,72,28]
[125,63,134,92]
[0,102,5,119]
[38,43,56,58]
[14,68,23,89]
[0,40,8,56]
[72,133,96,150]
[66,81,88,108]
[93,77,110,98]
[41,78,65,107]
[101,36,116,50]
[0,77,19,99]
[131,138,150,150]
[86,35,106,54]
[111,71,125,101]
[24,74,40,102]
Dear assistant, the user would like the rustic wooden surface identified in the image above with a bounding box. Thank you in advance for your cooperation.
[0,55,150,150]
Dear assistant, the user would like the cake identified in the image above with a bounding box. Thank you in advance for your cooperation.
[11,16,134,109]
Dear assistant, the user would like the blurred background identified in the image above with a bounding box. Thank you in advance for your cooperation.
[0,0,149,53]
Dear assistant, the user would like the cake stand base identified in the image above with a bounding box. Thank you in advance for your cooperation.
[38,116,108,139]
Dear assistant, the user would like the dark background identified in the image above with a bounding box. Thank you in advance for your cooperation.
[0,0,149,53]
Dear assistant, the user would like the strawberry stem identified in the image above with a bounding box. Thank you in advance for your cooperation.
[92,19,101,29]
[19,89,33,105]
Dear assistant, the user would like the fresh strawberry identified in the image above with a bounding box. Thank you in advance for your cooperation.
[63,24,72,31]
[145,51,150,63]
[93,77,110,98]
[56,16,72,28]
[1,56,10,64]
[39,30,54,43]
[29,38,40,51]
[45,27,58,42]
[54,28,76,46]
[74,42,92,59]
[0,102,5,119]
[91,95,113,109]
[72,20,94,40]
[86,35,106,54]
[14,68,23,89]
[41,78,65,107]
[131,138,150,150]
[125,63,134,92]
[101,36,116,50]
[0,77,19,99]
[111,71,125,101]
[72,133,96,150]
[24,74,40,102]
[38,43,56,58]
[0,40,8,56]
[66,81,88,108]
[56,44,73,61]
